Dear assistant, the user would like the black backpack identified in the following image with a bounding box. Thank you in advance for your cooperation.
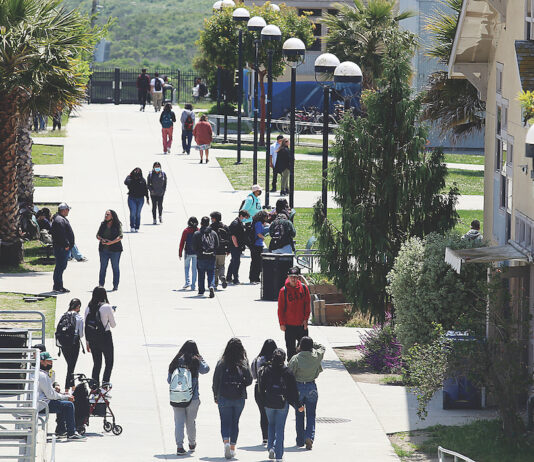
[259,366,287,409]
[85,306,106,341]
[200,230,216,256]
[154,78,162,91]
[216,225,230,251]
[219,365,245,399]
[269,218,291,251]
[55,311,77,349]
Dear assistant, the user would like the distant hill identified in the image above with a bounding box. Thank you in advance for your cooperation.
[64,0,213,70]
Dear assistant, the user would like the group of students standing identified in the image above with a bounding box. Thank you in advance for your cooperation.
[168,335,324,461]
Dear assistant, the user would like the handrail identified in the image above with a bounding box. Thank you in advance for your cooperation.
[438,446,476,462]
[0,311,46,342]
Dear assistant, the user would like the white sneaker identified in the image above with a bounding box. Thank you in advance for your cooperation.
[167,148,171,154]
[183,283,191,289]
[163,151,167,155]
[230,448,236,458]
[159,215,163,223]
[269,448,275,459]
[130,227,135,233]
[224,442,231,459]
[134,229,138,233]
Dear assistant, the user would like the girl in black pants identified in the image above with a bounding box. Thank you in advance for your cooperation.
[84,286,117,387]
[60,298,84,392]
[249,211,269,283]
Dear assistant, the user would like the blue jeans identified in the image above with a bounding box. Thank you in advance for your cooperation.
[128,196,144,229]
[217,396,245,444]
[196,257,215,293]
[47,399,76,435]
[272,244,293,254]
[68,244,84,261]
[181,130,193,154]
[53,247,69,290]
[99,250,121,289]
[184,253,197,289]
[227,246,241,282]
[265,403,289,459]
[295,382,318,446]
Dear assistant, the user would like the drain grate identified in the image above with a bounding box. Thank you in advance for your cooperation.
[316,417,351,424]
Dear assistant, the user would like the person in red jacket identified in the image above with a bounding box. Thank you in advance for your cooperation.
[278,267,311,360]
[193,114,213,164]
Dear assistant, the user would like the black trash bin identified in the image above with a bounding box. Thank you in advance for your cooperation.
[261,253,294,301]
[0,329,30,390]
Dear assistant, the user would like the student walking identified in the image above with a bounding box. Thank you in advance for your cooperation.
[192,217,219,298]
[151,72,164,112]
[251,339,278,444]
[249,210,269,284]
[240,185,263,224]
[275,138,291,196]
[168,340,210,456]
[50,203,75,293]
[193,115,212,163]
[212,338,253,460]
[180,104,195,155]
[136,69,150,111]
[179,217,199,290]
[160,103,176,154]
[278,267,311,360]
[55,298,84,392]
[268,210,296,255]
[259,348,303,462]
[270,135,283,192]
[84,286,117,387]
[96,210,123,291]
[210,211,230,289]
[147,162,167,224]
[226,210,249,285]
[288,336,325,450]
[124,167,149,232]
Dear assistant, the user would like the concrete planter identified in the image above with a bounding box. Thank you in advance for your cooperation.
[309,284,352,326]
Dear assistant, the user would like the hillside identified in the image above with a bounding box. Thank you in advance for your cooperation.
[64,0,213,70]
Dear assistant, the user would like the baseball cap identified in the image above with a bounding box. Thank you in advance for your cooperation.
[288,267,301,276]
[251,184,262,192]
[58,202,70,211]
[40,351,56,361]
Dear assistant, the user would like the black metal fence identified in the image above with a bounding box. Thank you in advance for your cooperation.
[176,71,198,104]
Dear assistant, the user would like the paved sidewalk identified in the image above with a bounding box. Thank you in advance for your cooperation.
[0,105,399,461]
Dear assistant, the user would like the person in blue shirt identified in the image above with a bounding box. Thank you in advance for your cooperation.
[240,185,263,224]
[249,210,269,284]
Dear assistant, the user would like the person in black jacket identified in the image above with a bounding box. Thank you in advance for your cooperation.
[226,210,249,285]
[275,138,291,196]
[50,203,75,293]
[96,210,123,291]
[124,167,149,233]
[192,217,219,298]
[259,348,303,461]
[210,211,230,289]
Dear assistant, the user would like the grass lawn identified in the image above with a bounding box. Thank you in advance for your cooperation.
[213,143,323,156]
[34,176,63,187]
[0,241,55,274]
[446,168,484,195]
[456,210,484,235]
[444,153,484,165]
[0,292,56,339]
[190,100,215,111]
[32,144,64,165]
[32,112,69,138]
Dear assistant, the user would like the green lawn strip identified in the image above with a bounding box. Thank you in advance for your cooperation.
[0,292,56,339]
[456,210,484,236]
[213,143,322,156]
[32,112,69,138]
[31,144,64,165]
[444,153,484,165]
[34,176,63,187]
[444,169,484,195]
[0,241,55,274]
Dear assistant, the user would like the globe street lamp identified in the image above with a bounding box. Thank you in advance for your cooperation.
[212,1,222,11]
[334,61,362,111]
[283,37,306,209]
[248,15,267,184]
[315,53,340,217]
[233,7,250,165]
[269,3,280,12]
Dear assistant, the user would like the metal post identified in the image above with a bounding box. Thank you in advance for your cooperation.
[289,66,296,209]
[265,50,273,207]
[216,67,221,136]
[223,73,228,144]
[114,67,120,105]
[236,28,243,164]
[322,86,330,217]
[253,39,259,184]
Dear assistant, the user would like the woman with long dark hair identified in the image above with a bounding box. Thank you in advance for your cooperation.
[212,338,253,460]
[251,339,277,444]
[167,340,209,456]
[124,167,149,232]
[249,210,269,283]
[57,298,84,392]
[96,210,123,291]
[84,286,116,387]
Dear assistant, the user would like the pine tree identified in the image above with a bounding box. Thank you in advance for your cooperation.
[312,32,459,320]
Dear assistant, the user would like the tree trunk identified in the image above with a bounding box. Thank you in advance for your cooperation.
[0,93,23,265]
[259,70,266,146]
[16,118,34,205]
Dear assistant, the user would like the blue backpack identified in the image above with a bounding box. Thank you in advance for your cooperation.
[161,111,173,128]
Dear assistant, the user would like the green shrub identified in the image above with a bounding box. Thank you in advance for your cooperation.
[208,102,236,115]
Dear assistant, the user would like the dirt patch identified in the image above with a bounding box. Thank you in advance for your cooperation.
[388,431,437,462]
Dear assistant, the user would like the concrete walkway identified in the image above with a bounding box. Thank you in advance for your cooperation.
[0,105,399,461]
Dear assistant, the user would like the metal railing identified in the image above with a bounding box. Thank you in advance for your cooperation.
[295,249,320,273]
[0,311,46,343]
[438,446,476,462]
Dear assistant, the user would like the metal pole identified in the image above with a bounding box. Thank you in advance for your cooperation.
[289,66,296,209]
[253,39,259,184]
[322,86,329,217]
[236,28,243,164]
[265,50,273,207]
[216,67,221,136]
[223,70,228,143]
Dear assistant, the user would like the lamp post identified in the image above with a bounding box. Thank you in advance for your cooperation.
[314,53,340,217]
[282,38,306,209]
[269,3,280,12]
[261,24,282,208]
[334,61,362,112]
[248,15,267,184]
[233,7,250,165]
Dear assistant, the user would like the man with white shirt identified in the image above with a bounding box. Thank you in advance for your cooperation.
[150,72,164,112]
[270,135,284,192]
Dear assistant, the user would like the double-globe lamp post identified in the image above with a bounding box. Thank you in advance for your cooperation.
[282,38,306,209]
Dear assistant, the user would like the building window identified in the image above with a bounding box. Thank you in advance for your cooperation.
[527,0,534,40]
[495,98,508,172]
[515,211,534,250]
[327,9,339,15]
[496,63,503,93]
[500,175,506,209]
[313,23,322,37]
[309,38,322,51]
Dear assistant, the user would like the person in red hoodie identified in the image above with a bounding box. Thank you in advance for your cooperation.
[278,267,311,360]
[179,217,199,291]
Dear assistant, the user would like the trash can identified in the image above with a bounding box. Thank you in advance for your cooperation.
[261,253,294,301]
[0,329,30,390]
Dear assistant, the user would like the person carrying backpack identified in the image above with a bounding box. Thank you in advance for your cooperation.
[167,340,210,456]
[180,104,195,155]
[210,211,230,289]
[259,348,303,462]
[179,216,199,291]
[84,286,116,387]
[150,72,164,112]
[147,162,167,224]
[249,210,269,284]
[159,103,176,154]
[212,338,253,460]
[240,184,263,224]
[268,211,296,254]
[55,298,84,392]
[226,210,249,285]
[192,216,219,298]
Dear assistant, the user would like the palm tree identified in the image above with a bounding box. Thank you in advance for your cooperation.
[421,0,485,139]
[0,0,97,265]
[322,0,415,90]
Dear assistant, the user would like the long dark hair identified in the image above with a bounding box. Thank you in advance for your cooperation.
[221,337,247,367]
[168,340,202,377]
[103,209,121,228]
[253,210,269,224]
[88,286,108,313]
[68,298,81,311]
[271,348,286,372]
[258,339,277,361]
[163,103,172,112]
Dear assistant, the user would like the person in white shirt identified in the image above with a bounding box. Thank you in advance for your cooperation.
[58,298,84,392]
[150,72,165,112]
[85,286,117,387]
[38,351,85,439]
[270,135,284,192]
